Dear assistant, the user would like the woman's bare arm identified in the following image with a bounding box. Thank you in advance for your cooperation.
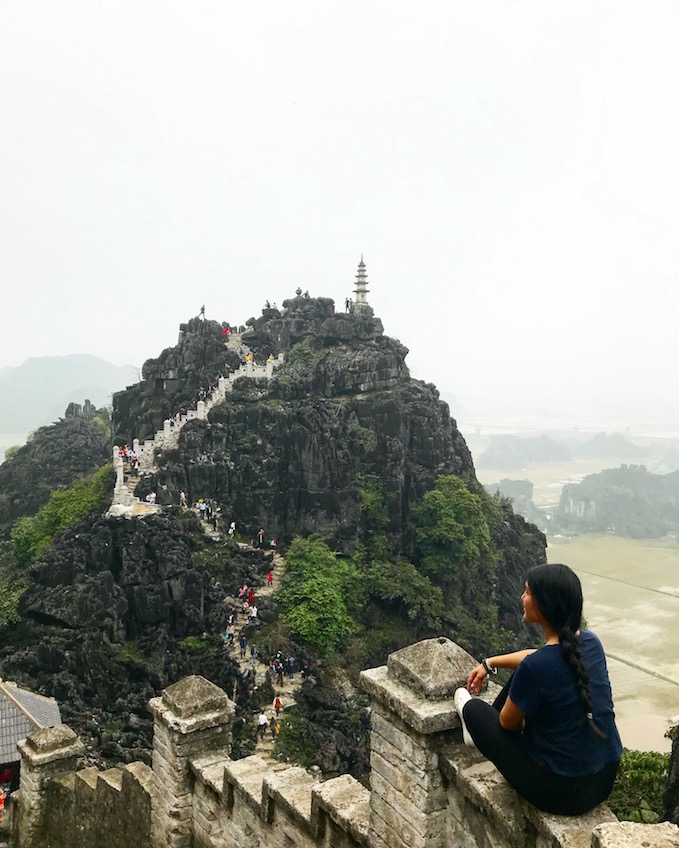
[499,695,525,731]
[466,649,536,693]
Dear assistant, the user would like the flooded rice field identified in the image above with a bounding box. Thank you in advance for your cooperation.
[548,534,679,752]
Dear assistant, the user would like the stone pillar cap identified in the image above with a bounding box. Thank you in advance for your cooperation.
[18,724,85,766]
[388,637,475,700]
[150,675,235,733]
[25,724,79,754]
[163,675,231,719]
[360,638,477,735]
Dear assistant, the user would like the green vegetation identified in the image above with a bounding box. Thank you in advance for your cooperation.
[117,640,144,664]
[414,475,500,588]
[286,338,317,367]
[364,560,444,629]
[3,444,20,462]
[10,463,112,567]
[279,536,359,656]
[180,635,213,653]
[354,474,389,563]
[348,417,377,452]
[0,542,29,630]
[93,412,111,436]
[607,750,670,823]
[558,465,679,538]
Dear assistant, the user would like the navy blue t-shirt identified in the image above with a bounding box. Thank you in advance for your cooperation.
[509,631,623,777]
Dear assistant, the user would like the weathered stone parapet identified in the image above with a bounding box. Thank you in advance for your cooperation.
[360,637,475,848]
[311,774,370,848]
[7,654,679,848]
[440,727,619,848]
[149,675,235,848]
[592,821,679,847]
[14,725,84,848]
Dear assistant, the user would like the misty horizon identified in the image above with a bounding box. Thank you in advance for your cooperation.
[2,2,678,422]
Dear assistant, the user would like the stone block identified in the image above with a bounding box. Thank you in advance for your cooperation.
[370,750,445,814]
[311,773,370,847]
[18,725,85,770]
[224,755,270,815]
[263,766,318,832]
[190,752,229,796]
[387,638,477,700]
[156,675,234,722]
[370,771,432,839]
[361,665,460,735]
[440,745,524,845]
[523,799,617,848]
[592,821,679,847]
[370,706,438,770]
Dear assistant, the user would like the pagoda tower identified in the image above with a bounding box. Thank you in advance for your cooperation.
[353,255,370,312]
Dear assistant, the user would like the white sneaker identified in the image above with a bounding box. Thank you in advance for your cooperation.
[453,687,476,748]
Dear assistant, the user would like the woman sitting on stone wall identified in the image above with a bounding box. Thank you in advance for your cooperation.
[454,562,622,815]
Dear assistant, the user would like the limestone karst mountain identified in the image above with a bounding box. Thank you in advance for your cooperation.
[0,401,110,537]
[0,291,548,773]
[112,297,476,556]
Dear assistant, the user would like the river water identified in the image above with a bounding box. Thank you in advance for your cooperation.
[548,534,679,753]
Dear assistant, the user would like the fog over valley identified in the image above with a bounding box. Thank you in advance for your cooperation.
[1,2,678,425]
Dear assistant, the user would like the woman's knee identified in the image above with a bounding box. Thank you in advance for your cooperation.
[462,698,498,737]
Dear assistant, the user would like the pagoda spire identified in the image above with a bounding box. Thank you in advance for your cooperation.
[353,256,370,311]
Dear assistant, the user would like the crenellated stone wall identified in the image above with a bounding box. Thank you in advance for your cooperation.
[5,640,679,848]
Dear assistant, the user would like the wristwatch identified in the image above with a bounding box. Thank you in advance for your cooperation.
[482,658,498,675]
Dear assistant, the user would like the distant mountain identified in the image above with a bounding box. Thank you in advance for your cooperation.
[558,464,679,538]
[439,391,464,417]
[572,431,647,460]
[477,434,572,469]
[0,355,139,433]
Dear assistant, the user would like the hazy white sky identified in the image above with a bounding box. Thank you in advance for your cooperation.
[1,1,678,420]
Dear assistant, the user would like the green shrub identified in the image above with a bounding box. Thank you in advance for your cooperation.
[3,444,21,462]
[180,636,212,652]
[607,749,670,823]
[0,542,28,630]
[10,463,112,567]
[279,536,359,656]
[117,640,144,663]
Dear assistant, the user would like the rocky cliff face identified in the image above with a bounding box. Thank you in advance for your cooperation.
[0,401,109,537]
[0,510,268,765]
[0,295,547,771]
[117,298,474,556]
[113,316,241,444]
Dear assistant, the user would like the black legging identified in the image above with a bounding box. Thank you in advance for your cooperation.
[462,680,619,815]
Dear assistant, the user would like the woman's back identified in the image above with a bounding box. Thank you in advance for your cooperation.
[510,630,622,776]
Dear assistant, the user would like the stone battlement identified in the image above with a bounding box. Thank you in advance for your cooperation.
[3,639,678,848]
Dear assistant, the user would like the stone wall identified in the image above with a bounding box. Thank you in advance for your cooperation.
[5,640,679,848]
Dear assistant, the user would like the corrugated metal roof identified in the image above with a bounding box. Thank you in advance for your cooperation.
[4,684,61,729]
[0,682,62,764]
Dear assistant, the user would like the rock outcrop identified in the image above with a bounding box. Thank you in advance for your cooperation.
[116,298,475,556]
[0,511,270,766]
[113,316,241,444]
[0,402,110,537]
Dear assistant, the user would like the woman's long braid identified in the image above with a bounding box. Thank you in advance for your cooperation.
[559,625,608,741]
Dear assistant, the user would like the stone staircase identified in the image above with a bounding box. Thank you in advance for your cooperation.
[133,352,285,473]
[108,348,284,516]
[226,551,302,765]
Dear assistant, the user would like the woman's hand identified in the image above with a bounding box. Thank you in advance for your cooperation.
[466,664,487,694]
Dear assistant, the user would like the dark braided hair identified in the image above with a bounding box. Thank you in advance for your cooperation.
[526,563,608,740]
